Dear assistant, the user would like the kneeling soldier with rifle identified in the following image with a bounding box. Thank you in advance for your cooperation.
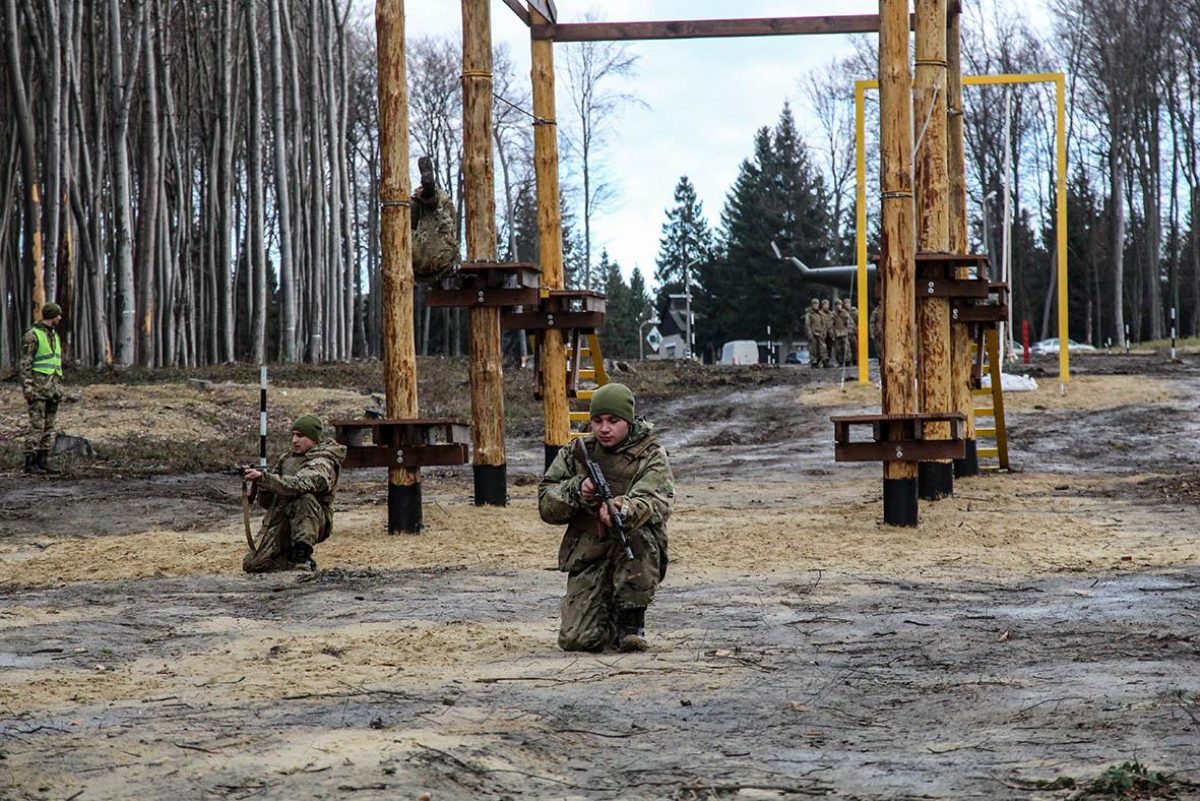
[539,384,675,652]
[242,414,347,573]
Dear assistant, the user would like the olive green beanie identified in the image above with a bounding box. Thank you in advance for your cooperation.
[42,302,62,319]
[589,382,635,424]
[292,414,323,442]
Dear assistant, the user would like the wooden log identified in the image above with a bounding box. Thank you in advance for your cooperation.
[946,3,976,477]
[531,5,570,470]
[878,0,918,498]
[531,14,905,42]
[913,0,953,500]
[375,0,422,533]
[462,0,507,505]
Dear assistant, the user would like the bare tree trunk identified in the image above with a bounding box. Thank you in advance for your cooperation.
[136,1,161,366]
[246,0,267,363]
[108,0,145,365]
[269,0,296,360]
[1110,127,1126,346]
[5,0,45,318]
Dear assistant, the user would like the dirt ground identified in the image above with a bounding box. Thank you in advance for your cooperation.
[2,353,1199,800]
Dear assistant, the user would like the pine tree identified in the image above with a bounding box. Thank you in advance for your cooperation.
[655,176,715,306]
[708,103,834,351]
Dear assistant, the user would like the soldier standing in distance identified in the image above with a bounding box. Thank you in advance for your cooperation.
[831,299,851,366]
[539,383,675,653]
[21,302,65,475]
[842,298,858,365]
[869,304,883,361]
[242,415,348,573]
[805,299,828,368]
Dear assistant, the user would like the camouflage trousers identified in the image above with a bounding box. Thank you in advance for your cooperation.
[412,192,458,280]
[243,494,329,573]
[810,335,828,367]
[24,397,59,453]
[558,528,664,652]
[832,334,850,365]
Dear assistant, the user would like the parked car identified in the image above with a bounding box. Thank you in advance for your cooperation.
[1030,337,1097,355]
[785,347,810,365]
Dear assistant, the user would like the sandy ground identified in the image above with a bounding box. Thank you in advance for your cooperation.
[2,354,1199,800]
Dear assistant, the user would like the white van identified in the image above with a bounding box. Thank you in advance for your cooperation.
[719,340,759,365]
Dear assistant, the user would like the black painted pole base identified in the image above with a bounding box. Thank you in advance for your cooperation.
[388,481,422,534]
[544,443,563,474]
[953,439,979,478]
[918,461,954,500]
[883,477,919,526]
[474,464,508,506]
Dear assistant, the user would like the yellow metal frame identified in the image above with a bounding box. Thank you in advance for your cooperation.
[854,72,1069,384]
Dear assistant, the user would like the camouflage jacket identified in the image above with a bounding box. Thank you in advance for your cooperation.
[539,420,674,573]
[805,308,827,338]
[831,307,850,336]
[20,323,64,401]
[257,438,348,517]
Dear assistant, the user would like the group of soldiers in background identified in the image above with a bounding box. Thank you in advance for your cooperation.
[804,297,860,368]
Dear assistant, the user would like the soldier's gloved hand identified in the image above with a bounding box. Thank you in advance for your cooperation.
[580,477,597,504]
[243,468,264,483]
[598,497,623,527]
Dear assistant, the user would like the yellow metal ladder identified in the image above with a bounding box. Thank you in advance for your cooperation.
[972,327,1010,470]
[567,330,609,438]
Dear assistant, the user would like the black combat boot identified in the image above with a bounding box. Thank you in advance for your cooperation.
[289,541,316,572]
[615,607,648,652]
[35,451,60,475]
[418,155,436,199]
[24,452,46,475]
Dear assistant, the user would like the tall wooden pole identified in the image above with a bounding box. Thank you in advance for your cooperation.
[462,0,507,505]
[376,0,422,532]
[913,0,953,501]
[946,4,976,478]
[530,5,570,471]
[879,0,919,525]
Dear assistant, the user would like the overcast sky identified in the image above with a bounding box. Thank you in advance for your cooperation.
[395,1,1046,284]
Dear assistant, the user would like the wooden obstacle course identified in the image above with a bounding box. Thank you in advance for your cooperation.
[424,261,541,308]
[831,412,966,462]
[330,418,470,470]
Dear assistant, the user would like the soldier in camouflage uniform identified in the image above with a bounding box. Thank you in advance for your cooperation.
[242,415,348,573]
[539,383,675,653]
[869,304,883,360]
[21,302,65,475]
[804,299,829,368]
[412,155,459,280]
[842,298,858,365]
[831,299,851,366]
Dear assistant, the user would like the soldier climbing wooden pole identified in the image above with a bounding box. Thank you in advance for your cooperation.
[375,0,423,533]
[462,0,508,505]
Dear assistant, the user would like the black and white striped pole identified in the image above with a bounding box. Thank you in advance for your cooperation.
[259,365,268,470]
[1170,307,1177,360]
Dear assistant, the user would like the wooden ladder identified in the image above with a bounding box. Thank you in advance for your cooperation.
[567,331,609,439]
[972,327,1010,470]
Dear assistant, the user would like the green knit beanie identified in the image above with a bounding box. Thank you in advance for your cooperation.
[42,302,62,319]
[292,414,323,442]
[589,382,635,424]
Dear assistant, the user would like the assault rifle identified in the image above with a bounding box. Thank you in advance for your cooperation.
[573,439,635,561]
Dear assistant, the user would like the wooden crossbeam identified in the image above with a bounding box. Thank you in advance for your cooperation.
[531,14,915,42]
[500,0,530,26]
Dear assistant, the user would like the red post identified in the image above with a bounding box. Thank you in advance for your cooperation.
[1022,319,1030,363]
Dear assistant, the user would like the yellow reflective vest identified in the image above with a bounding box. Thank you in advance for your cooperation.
[31,326,62,376]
